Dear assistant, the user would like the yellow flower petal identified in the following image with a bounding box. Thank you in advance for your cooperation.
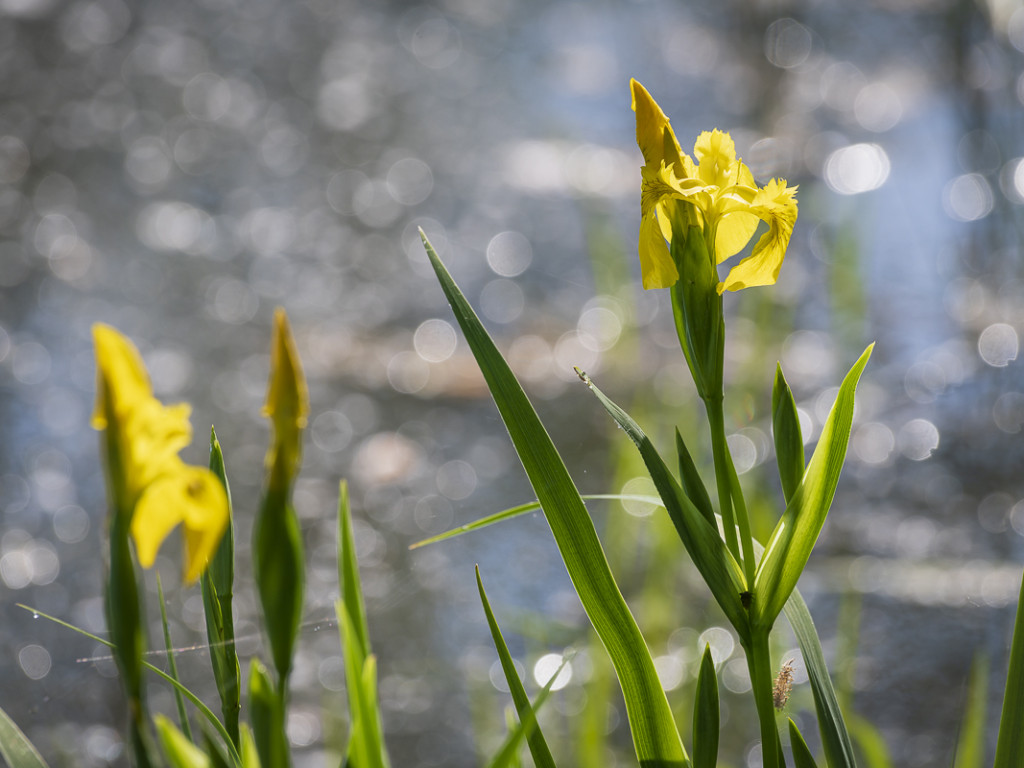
[718,179,799,293]
[131,466,228,582]
[92,324,152,430]
[693,130,740,188]
[631,79,684,169]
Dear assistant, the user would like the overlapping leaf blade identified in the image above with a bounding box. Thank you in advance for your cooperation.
[754,344,873,628]
[422,232,687,767]
[771,365,804,505]
[577,371,747,634]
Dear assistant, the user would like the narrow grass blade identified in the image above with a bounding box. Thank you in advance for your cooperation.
[157,573,193,742]
[422,232,687,767]
[675,430,715,526]
[339,603,389,768]
[782,589,857,768]
[691,645,719,768]
[409,495,663,550]
[788,719,819,768]
[754,344,873,629]
[337,483,391,768]
[477,567,557,768]
[155,715,211,768]
[248,658,289,768]
[203,428,240,745]
[994,568,1024,768]
[577,370,747,634]
[338,480,370,659]
[772,364,804,505]
[485,679,561,768]
[0,704,49,768]
[954,654,988,768]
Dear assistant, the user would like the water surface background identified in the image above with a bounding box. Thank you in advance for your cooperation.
[2,0,1024,765]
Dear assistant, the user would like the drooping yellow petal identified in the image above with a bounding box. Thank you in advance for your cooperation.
[262,308,308,488]
[132,466,228,582]
[639,205,678,290]
[713,210,760,263]
[718,179,799,293]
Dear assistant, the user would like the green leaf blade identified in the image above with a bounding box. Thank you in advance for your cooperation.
[578,371,747,634]
[477,567,557,768]
[783,589,858,768]
[691,645,719,768]
[788,719,820,768]
[754,344,873,628]
[422,232,686,767]
[772,364,804,505]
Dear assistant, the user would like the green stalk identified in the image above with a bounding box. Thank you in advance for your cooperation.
[745,630,781,768]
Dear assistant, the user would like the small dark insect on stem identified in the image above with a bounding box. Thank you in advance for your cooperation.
[740,590,752,609]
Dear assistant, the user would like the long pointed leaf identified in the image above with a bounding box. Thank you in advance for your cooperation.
[754,344,873,628]
[0,704,49,768]
[994,568,1024,768]
[576,369,747,634]
[203,428,240,746]
[422,232,687,767]
[477,567,557,768]
[691,645,719,768]
[783,589,858,768]
[788,719,819,768]
[675,430,715,526]
[772,364,804,505]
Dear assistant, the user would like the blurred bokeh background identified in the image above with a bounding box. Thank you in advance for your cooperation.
[1,0,1023,765]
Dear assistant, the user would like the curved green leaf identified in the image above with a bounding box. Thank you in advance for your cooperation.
[422,232,687,767]
[788,719,819,768]
[754,344,873,628]
[691,646,719,768]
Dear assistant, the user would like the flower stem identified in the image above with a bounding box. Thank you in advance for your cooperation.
[745,630,782,768]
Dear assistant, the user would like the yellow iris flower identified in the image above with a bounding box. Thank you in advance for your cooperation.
[92,324,228,582]
[631,79,799,292]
